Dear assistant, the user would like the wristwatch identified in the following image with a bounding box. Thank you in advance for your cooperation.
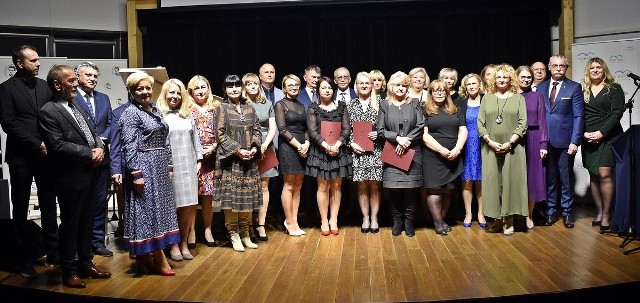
[509,141,516,149]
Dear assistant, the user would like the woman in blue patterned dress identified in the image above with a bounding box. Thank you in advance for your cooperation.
[157,79,203,261]
[243,73,278,241]
[455,73,486,228]
[120,72,179,276]
[214,75,263,252]
[348,72,383,233]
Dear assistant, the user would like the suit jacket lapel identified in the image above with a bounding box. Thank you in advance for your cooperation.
[53,101,85,142]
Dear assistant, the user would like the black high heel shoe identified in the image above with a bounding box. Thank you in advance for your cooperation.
[599,224,611,234]
[256,224,269,242]
[592,220,602,227]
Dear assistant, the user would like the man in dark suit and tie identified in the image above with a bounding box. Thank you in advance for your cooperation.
[332,67,357,104]
[0,45,58,279]
[38,64,111,288]
[73,62,114,257]
[297,65,321,110]
[538,55,584,228]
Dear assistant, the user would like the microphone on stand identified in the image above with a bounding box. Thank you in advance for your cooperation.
[627,72,640,85]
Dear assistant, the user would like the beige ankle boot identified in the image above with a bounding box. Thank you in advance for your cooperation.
[241,237,258,249]
[229,231,245,252]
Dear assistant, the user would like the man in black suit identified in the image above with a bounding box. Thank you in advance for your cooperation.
[38,64,111,288]
[0,45,58,279]
[73,61,114,257]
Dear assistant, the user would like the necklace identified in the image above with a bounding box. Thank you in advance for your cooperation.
[495,93,511,124]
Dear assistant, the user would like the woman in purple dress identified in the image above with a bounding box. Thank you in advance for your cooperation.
[516,65,548,229]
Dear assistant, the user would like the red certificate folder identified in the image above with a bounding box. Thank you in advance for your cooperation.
[258,147,279,174]
[352,121,374,151]
[321,121,342,145]
[381,141,415,172]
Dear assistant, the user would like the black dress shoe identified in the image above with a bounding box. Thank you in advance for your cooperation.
[592,220,601,226]
[544,216,558,226]
[187,242,197,249]
[563,215,575,228]
[93,247,114,257]
[79,266,112,279]
[214,239,228,247]
[46,254,60,266]
[20,262,37,280]
[63,275,87,288]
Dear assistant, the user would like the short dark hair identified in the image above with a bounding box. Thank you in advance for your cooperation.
[222,74,245,102]
[47,64,72,92]
[12,45,37,66]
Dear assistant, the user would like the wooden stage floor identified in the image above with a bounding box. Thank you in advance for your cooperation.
[1,204,640,303]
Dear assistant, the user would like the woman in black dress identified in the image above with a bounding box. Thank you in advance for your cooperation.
[377,71,425,237]
[306,77,352,235]
[275,74,309,236]
[422,80,468,235]
[580,57,625,232]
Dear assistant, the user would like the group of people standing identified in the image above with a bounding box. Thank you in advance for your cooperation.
[0,43,626,287]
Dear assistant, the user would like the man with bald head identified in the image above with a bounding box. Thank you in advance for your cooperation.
[259,63,284,106]
[531,61,547,92]
[333,67,356,104]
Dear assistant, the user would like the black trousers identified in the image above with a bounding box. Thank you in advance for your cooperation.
[8,159,58,264]
[57,179,97,276]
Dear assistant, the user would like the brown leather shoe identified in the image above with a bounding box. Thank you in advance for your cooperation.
[63,275,87,288]
[79,266,112,279]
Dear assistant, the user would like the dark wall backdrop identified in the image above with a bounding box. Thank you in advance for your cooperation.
[139,0,560,94]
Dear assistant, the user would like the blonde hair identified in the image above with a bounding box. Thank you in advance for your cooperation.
[157,78,191,118]
[480,64,496,93]
[486,64,517,94]
[458,73,483,99]
[282,74,301,99]
[369,69,386,93]
[424,80,457,115]
[581,57,616,103]
[126,71,154,93]
[438,68,458,84]
[353,71,379,111]
[242,73,268,104]
[409,67,430,89]
[386,71,411,101]
[187,75,219,110]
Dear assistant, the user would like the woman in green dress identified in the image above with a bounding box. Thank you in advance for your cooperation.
[477,64,528,236]
[580,57,625,232]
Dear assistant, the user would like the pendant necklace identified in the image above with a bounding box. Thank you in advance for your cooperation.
[495,93,511,124]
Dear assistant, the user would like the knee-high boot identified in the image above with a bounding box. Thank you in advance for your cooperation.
[391,199,403,236]
[404,200,416,237]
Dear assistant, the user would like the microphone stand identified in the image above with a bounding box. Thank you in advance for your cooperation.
[620,79,639,255]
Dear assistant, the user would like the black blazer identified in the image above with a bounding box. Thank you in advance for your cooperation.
[0,76,52,164]
[38,99,103,190]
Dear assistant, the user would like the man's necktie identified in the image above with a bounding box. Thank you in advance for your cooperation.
[311,89,318,103]
[84,94,95,120]
[340,92,346,103]
[69,102,96,147]
[550,81,559,106]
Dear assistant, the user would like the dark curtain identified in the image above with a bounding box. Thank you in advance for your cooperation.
[139,0,560,93]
